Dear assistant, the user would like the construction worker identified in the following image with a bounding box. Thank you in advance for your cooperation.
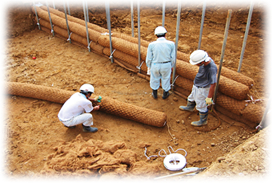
[146,26,175,99]
[179,50,217,126]
[58,84,100,132]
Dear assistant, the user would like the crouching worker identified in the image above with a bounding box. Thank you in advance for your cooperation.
[58,84,100,132]
[179,50,217,126]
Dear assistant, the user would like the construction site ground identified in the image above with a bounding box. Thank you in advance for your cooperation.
[3,1,270,181]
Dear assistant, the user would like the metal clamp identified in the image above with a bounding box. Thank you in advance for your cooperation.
[136,61,144,70]
[171,75,179,86]
[67,32,72,41]
[109,49,116,59]
[87,40,92,50]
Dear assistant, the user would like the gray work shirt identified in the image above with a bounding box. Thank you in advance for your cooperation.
[194,59,217,88]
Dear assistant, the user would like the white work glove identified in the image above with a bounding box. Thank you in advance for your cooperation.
[205,97,213,106]
[147,67,151,75]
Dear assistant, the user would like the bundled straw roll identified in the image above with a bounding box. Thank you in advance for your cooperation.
[7,82,167,127]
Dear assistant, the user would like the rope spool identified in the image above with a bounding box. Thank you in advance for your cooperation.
[7,82,167,127]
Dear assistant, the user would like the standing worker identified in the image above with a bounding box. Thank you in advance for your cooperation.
[146,26,175,99]
[58,84,100,132]
[179,50,217,126]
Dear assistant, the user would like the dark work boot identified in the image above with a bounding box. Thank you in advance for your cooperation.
[191,111,208,126]
[162,90,170,99]
[152,90,158,99]
[179,100,196,111]
[82,124,98,133]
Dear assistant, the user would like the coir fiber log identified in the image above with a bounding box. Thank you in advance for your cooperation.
[7,82,167,127]
[216,94,246,115]
[40,6,151,48]
[33,7,101,43]
[38,18,104,54]
[98,36,147,61]
[103,48,148,73]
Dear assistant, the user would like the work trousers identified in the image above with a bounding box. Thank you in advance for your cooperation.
[187,85,210,113]
[150,62,171,91]
[60,113,93,127]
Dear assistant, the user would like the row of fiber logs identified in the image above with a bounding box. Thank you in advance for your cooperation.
[32,6,263,126]
[7,82,167,127]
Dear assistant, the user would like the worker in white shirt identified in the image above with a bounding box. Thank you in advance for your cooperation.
[146,26,175,99]
[179,50,217,126]
[58,84,100,132]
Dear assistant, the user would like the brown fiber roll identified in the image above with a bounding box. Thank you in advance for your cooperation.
[97,96,167,127]
[7,82,167,127]
[33,7,101,43]
[215,94,246,115]
[103,48,148,73]
[241,103,264,124]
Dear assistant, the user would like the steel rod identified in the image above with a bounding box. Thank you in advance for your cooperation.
[213,9,232,104]
[137,0,141,72]
[46,1,55,36]
[237,2,254,73]
[83,1,90,52]
[85,1,89,23]
[198,1,206,49]
[33,1,41,30]
[63,0,71,43]
[131,0,134,37]
[162,0,165,26]
[171,1,181,90]
[105,1,114,63]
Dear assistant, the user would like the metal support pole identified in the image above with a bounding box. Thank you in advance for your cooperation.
[237,2,254,73]
[171,1,181,90]
[256,96,271,130]
[83,1,90,52]
[85,1,89,23]
[105,1,114,63]
[63,0,71,43]
[33,1,41,30]
[131,0,134,37]
[46,1,55,36]
[137,0,141,72]
[162,0,165,26]
[67,1,71,15]
[213,10,232,104]
[198,1,206,49]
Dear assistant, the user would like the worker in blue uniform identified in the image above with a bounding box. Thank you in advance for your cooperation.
[146,26,175,99]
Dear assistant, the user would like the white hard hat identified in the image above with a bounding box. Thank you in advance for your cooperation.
[189,50,208,65]
[80,84,94,93]
[154,26,167,35]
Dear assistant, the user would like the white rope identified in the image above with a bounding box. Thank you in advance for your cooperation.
[109,49,116,59]
[245,95,263,105]
[67,32,72,42]
[144,147,158,160]
[171,75,179,87]
[136,61,144,70]
[145,146,187,159]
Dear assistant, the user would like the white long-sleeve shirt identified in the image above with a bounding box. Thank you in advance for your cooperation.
[145,37,175,68]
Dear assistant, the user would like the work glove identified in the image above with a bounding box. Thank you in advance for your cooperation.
[205,97,213,106]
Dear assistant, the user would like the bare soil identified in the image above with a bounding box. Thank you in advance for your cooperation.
[3,1,268,180]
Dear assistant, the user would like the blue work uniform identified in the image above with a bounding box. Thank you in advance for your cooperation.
[146,37,175,91]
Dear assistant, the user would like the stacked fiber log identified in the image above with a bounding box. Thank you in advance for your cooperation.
[7,82,167,127]
[31,6,263,127]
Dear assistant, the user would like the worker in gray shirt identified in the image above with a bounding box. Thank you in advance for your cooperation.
[146,26,175,99]
[179,50,217,126]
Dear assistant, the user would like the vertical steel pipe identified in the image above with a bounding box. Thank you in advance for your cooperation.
[137,0,141,72]
[171,1,181,90]
[85,1,89,23]
[162,0,165,26]
[106,1,114,63]
[83,1,90,52]
[198,2,206,50]
[63,0,71,43]
[46,1,55,36]
[33,1,41,30]
[213,9,232,103]
[237,2,254,73]
[131,0,134,37]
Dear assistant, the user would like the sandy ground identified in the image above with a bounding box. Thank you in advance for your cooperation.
[3,0,269,180]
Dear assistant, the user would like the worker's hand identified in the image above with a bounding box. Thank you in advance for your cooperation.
[93,105,100,110]
[94,96,99,101]
[205,97,213,106]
